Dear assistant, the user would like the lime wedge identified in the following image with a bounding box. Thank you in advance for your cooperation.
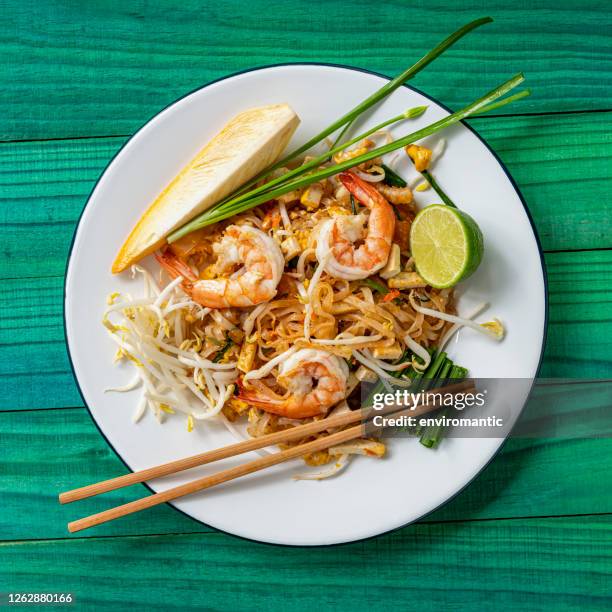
[410,204,483,288]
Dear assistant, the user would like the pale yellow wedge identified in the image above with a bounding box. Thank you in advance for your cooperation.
[112,104,300,273]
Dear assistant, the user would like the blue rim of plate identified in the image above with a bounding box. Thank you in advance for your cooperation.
[63,61,549,547]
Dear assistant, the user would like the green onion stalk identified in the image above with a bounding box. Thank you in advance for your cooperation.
[245,18,493,186]
[421,169,456,208]
[411,91,532,207]
[212,105,426,214]
[170,72,528,240]
[168,18,494,238]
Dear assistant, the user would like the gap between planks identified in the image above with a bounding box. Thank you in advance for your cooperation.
[2,511,612,546]
[0,108,609,146]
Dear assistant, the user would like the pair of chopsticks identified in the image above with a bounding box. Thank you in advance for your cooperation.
[60,380,473,533]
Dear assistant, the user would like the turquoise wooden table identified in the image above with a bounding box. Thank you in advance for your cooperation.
[1,1,611,609]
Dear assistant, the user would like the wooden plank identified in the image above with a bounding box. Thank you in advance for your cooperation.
[0,111,610,282]
[0,136,125,279]
[0,2,610,140]
[474,112,611,252]
[1,249,610,411]
[0,276,81,409]
[540,249,612,379]
[0,408,207,540]
[1,405,611,541]
[1,516,610,610]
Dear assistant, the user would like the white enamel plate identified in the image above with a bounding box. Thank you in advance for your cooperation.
[65,65,546,545]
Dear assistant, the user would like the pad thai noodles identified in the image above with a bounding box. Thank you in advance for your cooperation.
[102,19,528,480]
[104,136,503,480]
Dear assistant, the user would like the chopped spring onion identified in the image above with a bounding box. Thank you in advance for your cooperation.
[212,337,234,363]
[361,278,389,295]
[381,164,407,187]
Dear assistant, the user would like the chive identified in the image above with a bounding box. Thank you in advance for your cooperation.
[381,164,407,188]
[332,120,353,148]
[438,360,453,381]
[476,89,531,115]
[208,15,489,209]
[213,338,233,363]
[419,431,438,448]
[420,362,468,448]
[361,278,388,295]
[350,194,357,215]
[204,106,426,218]
[267,18,493,172]
[421,169,456,208]
[423,351,447,381]
[170,73,527,239]
[450,365,467,379]
[333,103,427,149]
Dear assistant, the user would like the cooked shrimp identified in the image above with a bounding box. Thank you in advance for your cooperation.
[315,171,395,280]
[376,183,414,206]
[156,225,284,308]
[237,348,348,418]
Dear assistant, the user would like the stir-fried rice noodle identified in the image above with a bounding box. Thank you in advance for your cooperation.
[105,136,501,478]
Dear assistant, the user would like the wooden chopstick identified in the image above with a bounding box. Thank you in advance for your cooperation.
[65,381,473,533]
[60,405,366,505]
[67,424,363,533]
[60,380,472,505]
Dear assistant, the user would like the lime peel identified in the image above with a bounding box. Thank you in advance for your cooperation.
[410,204,484,288]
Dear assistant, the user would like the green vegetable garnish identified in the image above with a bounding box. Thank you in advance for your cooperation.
[419,361,468,448]
[212,338,234,363]
[170,73,528,238]
[421,169,455,207]
[333,104,427,149]
[268,17,493,172]
[185,105,425,226]
[381,164,407,188]
[361,278,389,295]
[199,16,491,212]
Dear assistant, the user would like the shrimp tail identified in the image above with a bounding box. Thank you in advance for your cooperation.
[339,171,383,208]
[236,378,284,409]
[155,249,198,286]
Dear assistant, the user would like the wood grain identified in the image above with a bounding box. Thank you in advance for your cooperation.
[1,1,611,141]
[1,516,610,610]
[0,111,610,281]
